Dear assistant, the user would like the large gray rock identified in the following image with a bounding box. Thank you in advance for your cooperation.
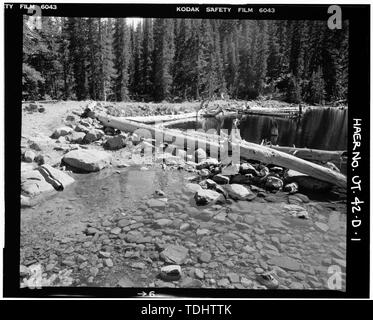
[224,184,256,200]
[37,164,75,191]
[22,165,75,197]
[194,189,225,206]
[63,149,112,172]
[104,135,126,150]
[51,126,73,139]
[21,170,55,197]
[284,169,332,192]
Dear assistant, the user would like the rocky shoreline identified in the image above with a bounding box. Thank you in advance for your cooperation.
[20,101,347,290]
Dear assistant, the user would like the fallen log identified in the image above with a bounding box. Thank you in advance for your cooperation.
[96,113,347,189]
[269,145,347,163]
[126,112,197,124]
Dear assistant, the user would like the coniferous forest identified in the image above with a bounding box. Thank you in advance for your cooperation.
[23,17,349,104]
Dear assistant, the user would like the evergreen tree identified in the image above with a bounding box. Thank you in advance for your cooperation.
[141,18,154,99]
[253,21,268,94]
[22,17,349,104]
[306,67,326,104]
[153,18,175,101]
[113,18,131,101]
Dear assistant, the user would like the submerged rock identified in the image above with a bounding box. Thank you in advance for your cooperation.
[160,245,188,265]
[62,149,112,172]
[224,184,256,201]
[194,189,225,206]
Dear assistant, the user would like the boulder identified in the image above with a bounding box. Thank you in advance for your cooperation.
[240,163,258,175]
[51,126,73,139]
[224,184,256,201]
[212,174,230,184]
[21,170,55,197]
[194,189,225,206]
[36,164,75,191]
[284,169,333,192]
[67,131,86,144]
[265,176,283,191]
[22,165,75,197]
[83,129,104,144]
[104,135,126,150]
[62,149,112,172]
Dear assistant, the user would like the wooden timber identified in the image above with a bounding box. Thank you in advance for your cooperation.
[96,113,347,189]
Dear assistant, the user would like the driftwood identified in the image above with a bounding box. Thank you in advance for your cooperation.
[126,112,197,124]
[269,145,347,163]
[96,113,347,189]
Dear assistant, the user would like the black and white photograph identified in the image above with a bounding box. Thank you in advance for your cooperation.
[2,2,370,300]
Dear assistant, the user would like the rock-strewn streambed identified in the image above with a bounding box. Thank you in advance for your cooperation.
[20,101,346,290]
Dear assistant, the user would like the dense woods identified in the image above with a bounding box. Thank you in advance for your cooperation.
[23,17,349,104]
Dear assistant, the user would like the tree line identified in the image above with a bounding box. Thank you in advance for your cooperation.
[23,17,349,104]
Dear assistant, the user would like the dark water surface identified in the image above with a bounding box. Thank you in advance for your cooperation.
[169,108,347,151]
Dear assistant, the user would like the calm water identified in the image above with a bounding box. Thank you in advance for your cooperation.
[169,108,348,151]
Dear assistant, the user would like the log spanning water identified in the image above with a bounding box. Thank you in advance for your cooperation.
[269,145,347,163]
[96,113,347,189]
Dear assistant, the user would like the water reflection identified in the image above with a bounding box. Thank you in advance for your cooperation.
[170,108,347,151]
